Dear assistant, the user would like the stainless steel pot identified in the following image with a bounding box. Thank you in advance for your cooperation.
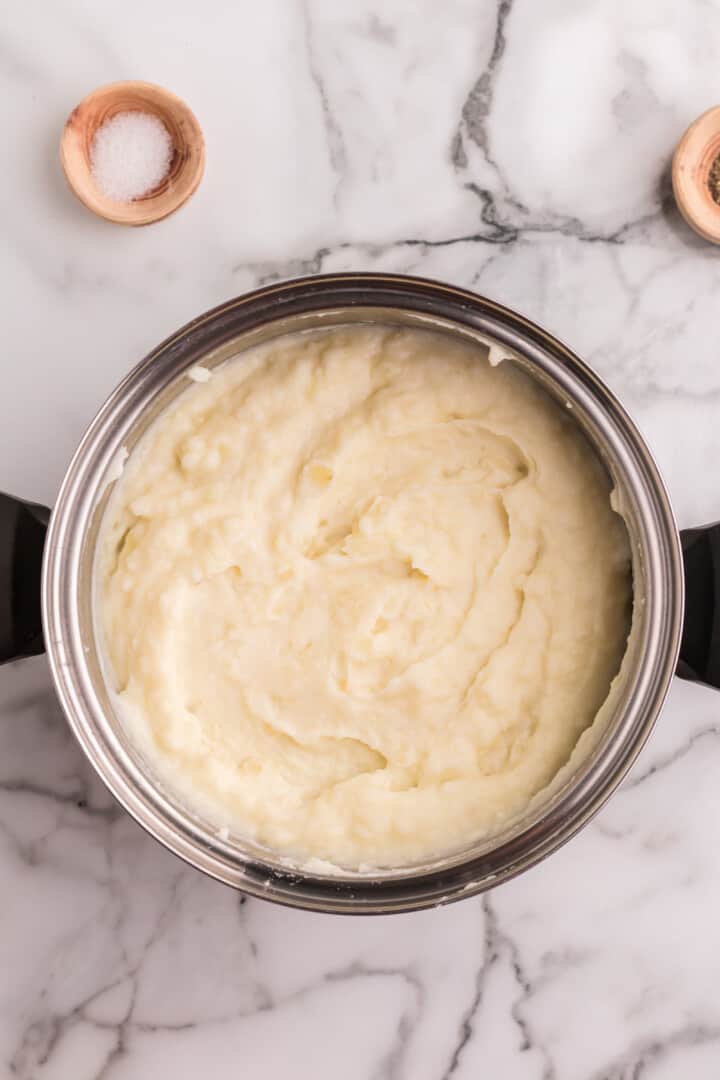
[1,274,716,914]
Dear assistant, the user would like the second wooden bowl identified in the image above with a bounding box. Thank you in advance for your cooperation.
[672,105,720,245]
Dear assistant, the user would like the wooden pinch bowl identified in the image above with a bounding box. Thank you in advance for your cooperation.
[672,105,720,245]
[60,81,205,226]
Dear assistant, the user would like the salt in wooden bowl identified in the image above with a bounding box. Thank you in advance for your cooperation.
[60,81,205,226]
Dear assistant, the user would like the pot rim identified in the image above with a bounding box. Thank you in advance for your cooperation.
[42,272,684,913]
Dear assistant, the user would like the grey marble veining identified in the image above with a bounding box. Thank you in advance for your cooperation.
[3,1,720,1076]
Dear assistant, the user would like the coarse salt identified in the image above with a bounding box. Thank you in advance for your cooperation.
[90,111,173,202]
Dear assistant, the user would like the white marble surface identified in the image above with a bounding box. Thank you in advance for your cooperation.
[3,0,720,1076]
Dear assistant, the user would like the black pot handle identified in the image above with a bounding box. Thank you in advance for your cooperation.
[678,523,720,688]
[0,492,50,664]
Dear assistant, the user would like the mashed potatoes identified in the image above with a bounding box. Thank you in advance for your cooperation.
[99,326,631,868]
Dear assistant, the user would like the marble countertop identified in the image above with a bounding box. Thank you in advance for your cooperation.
[3,1,720,1076]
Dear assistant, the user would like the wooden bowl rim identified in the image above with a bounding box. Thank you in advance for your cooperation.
[672,104,720,244]
[60,80,205,226]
